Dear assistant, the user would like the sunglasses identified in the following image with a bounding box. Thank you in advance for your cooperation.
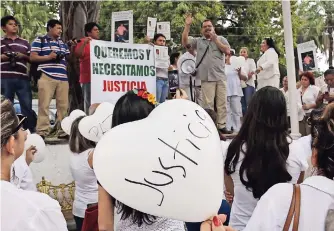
[11,114,27,135]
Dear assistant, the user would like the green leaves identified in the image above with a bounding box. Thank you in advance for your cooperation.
[1,1,58,42]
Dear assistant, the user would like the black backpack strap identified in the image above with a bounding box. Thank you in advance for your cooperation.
[196,45,209,69]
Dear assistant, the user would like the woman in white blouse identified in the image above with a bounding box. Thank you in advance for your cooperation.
[225,53,247,133]
[239,47,256,115]
[224,87,307,231]
[298,71,321,136]
[0,96,67,231]
[255,38,280,90]
[241,103,334,231]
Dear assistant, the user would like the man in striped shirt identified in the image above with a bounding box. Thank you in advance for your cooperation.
[1,15,36,132]
[30,19,70,138]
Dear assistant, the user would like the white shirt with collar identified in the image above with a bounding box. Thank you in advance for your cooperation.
[256,48,280,90]
[299,85,320,114]
[1,180,67,231]
[244,176,334,231]
[226,139,308,230]
[280,87,305,121]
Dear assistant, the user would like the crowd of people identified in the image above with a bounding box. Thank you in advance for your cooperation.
[1,13,334,231]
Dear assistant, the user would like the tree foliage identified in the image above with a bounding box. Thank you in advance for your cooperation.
[1,1,59,42]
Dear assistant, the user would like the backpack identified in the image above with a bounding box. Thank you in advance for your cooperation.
[29,36,46,92]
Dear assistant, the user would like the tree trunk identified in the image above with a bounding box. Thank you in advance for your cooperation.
[60,1,101,113]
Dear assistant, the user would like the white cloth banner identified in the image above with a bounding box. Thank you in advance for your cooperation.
[157,22,171,40]
[90,40,156,104]
[297,40,318,72]
[147,17,157,39]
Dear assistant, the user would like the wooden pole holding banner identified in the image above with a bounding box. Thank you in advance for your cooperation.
[282,0,301,139]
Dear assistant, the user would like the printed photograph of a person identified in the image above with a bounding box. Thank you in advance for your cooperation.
[114,20,129,43]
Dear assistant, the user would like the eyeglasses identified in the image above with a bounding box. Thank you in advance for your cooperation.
[11,114,27,135]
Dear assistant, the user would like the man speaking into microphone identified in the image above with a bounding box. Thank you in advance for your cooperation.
[182,14,231,134]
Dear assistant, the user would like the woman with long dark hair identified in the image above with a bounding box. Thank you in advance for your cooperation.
[97,89,185,231]
[255,38,280,90]
[224,87,307,230]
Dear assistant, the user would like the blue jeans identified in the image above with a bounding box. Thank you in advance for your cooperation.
[241,85,255,116]
[1,78,36,132]
[156,78,169,103]
[185,200,231,231]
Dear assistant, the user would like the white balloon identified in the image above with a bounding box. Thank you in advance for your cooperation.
[79,102,114,142]
[24,134,46,163]
[93,99,223,222]
[61,109,86,135]
[230,55,246,69]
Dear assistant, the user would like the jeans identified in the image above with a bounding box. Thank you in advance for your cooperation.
[241,85,255,116]
[156,78,169,103]
[81,83,91,115]
[1,78,36,132]
[185,200,231,231]
[227,96,242,132]
[73,215,84,231]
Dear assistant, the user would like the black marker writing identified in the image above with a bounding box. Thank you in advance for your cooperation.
[88,114,113,137]
[144,171,173,186]
[188,122,211,138]
[159,157,186,178]
[195,109,206,120]
[158,138,198,165]
[125,178,164,206]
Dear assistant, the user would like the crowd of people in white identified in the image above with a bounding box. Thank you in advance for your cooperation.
[1,12,334,231]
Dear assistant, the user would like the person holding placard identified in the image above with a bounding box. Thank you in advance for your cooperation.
[153,33,170,103]
[254,38,280,90]
[182,14,231,134]
[75,22,100,114]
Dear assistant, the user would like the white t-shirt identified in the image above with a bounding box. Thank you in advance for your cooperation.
[280,88,305,121]
[244,176,334,231]
[225,139,308,230]
[70,148,98,218]
[1,180,67,231]
[226,64,245,97]
[11,155,36,191]
[299,85,320,114]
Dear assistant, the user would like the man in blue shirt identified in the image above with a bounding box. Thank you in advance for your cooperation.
[30,19,70,139]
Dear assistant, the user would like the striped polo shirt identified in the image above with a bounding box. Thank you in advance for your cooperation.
[31,35,70,81]
[1,36,31,79]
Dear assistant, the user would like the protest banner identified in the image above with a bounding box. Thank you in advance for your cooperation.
[111,10,133,44]
[90,40,156,104]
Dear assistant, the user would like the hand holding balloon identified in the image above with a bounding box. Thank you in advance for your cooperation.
[25,145,37,166]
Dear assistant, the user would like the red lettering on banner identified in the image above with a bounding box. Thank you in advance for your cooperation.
[102,80,148,92]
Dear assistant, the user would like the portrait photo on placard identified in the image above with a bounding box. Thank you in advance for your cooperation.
[111,10,133,44]
[301,51,315,71]
[115,20,129,43]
